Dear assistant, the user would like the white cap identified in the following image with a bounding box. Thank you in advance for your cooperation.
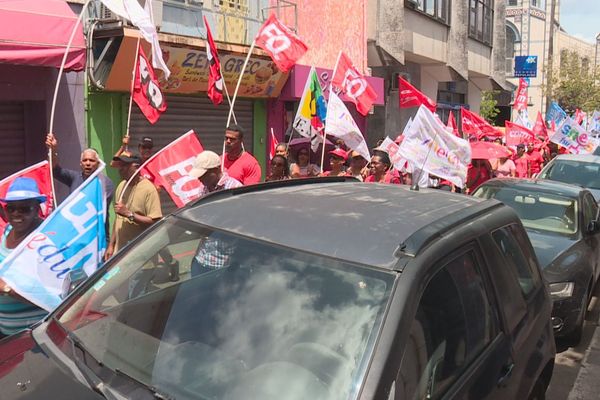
[189,151,221,178]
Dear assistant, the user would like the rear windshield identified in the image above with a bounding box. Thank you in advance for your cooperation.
[56,218,395,400]
[539,160,600,189]
[473,186,578,235]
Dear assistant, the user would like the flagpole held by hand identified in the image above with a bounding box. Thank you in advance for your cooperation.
[125,38,142,144]
[227,40,256,128]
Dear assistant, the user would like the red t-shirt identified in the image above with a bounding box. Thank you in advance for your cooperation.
[466,165,491,192]
[514,156,529,178]
[222,152,262,185]
[527,151,545,174]
[365,172,401,184]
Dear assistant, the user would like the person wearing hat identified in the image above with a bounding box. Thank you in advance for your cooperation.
[111,136,155,165]
[345,150,369,181]
[45,133,114,241]
[223,125,262,185]
[189,151,242,196]
[321,148,348,177]
[0,177,49,337]
[106,154,162,260]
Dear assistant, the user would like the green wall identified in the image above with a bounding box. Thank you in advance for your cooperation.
[253,100,267,180]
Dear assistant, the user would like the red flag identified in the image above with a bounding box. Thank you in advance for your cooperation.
[204,16,223,105]
[269,129,279,160]
[133,44,167,124]
[532,111,548,139]
[331,52,377,116]
[513,78,529,111]
[0,161,53,235]
[141,131,204,208]
[505,121,535,146]
[255,13,308,73]
[447,112,460,137]
[398,77,437,112]
[461,107,502,139]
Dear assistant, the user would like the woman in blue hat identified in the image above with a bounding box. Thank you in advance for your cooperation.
[0,177,48,337]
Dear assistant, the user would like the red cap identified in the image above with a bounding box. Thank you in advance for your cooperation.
[329,148,348,160]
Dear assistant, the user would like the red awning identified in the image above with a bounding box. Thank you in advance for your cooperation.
[0,0,85,71]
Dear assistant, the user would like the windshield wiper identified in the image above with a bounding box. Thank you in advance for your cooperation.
[114,368,175,400]
[69,333,123,400]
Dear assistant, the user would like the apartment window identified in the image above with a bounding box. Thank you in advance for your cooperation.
[508,0,519,6]
[469,0,494,45]
[405,0,451,24]
[215,0,248,12]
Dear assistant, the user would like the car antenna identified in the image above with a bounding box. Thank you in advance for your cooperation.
[410,131,440,192]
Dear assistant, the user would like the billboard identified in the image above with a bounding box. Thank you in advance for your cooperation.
[514,55,538,78]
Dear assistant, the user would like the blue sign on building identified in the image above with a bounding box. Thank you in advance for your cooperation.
[514,55,538,77]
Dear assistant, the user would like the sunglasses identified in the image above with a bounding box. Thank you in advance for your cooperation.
[5,204,36,214]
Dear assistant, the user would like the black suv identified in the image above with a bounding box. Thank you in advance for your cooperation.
[0,179,555,400]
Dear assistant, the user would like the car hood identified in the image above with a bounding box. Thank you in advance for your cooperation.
[0,331,101,399]
[526,230,583,281]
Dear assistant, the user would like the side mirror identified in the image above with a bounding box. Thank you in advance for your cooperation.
[587,220,599,233]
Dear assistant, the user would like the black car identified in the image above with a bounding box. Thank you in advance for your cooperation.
[0,179,555,400]
[537,154,600,200]
[473,178,600,343]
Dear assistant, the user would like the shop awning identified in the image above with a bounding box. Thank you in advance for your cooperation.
[0,0,85,71]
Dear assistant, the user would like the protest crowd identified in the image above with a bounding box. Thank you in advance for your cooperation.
[0,7,599,343]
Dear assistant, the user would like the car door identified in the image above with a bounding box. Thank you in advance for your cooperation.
[395,245,514,400]
[582,192,600,283]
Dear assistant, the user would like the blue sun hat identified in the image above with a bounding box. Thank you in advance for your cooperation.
[0,177,46,203]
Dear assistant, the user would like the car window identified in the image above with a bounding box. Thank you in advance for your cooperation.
[582,193,598,225]
[492,225,541,297]
[57,218,396,400]
[397,250,498,400]
[541,160,600,189]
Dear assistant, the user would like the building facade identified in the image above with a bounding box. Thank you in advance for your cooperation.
[505,0,599,118]
[367,0,509,144]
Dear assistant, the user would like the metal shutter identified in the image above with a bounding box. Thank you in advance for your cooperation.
[0,102,26,179]
[129,95,254,153]
[129,95,254,215]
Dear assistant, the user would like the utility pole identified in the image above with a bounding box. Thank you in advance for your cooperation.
[545,0,557,112]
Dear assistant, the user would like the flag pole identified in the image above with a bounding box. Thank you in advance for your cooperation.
[124,37,142,146]
[48,0,92,207]
[227,39,256,127]
[320,53,342,171]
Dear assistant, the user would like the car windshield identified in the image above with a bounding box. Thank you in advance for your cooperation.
[54,217,395,400]
[539,160,600,189]
[473,186,578,235]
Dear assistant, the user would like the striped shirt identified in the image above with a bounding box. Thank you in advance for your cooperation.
[0,226,47,336]
[200,173,242,196]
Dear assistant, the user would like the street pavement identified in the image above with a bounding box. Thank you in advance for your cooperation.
[547,280,600,399]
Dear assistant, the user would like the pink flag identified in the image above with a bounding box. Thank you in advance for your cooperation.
[505,121,535,146]
[398,77,437,112]
[141,131,204,207]
[331,52,378,116]
[513,78,529,111]
[255,13,308,73]
[0,161,53,235]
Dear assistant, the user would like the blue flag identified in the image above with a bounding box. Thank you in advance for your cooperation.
[0,164,107,311]
[546,101,567,126]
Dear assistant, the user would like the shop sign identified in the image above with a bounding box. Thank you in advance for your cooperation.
[514,55,538,78]
[158,45,289,97]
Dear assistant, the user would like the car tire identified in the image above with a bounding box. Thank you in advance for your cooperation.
[564,284,590,345]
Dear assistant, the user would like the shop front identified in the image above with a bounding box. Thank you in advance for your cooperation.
[0,0,85,179]
[268,64,385,162]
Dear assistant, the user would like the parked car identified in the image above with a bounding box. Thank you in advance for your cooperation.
[473,178,600,344]
[0,179,555,400]
[537,154,600,200]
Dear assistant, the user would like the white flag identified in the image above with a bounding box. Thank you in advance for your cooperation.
[377,137,407,172]
[398,105,471,188]
[324,91,371,161]
[551,117,599,154]
[101,0,170,79]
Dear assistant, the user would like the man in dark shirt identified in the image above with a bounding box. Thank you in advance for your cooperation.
[45,133,115,237]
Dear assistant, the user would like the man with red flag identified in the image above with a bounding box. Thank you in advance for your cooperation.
[255,13,308,73]
[204,16,223,105]
[398,77,436,112]
[133,44,167,124]
[331,52,377,116]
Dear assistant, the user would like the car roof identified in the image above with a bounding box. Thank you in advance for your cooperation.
[551,154,600,163]
[480,178,586,198]
[176,179,501,269]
